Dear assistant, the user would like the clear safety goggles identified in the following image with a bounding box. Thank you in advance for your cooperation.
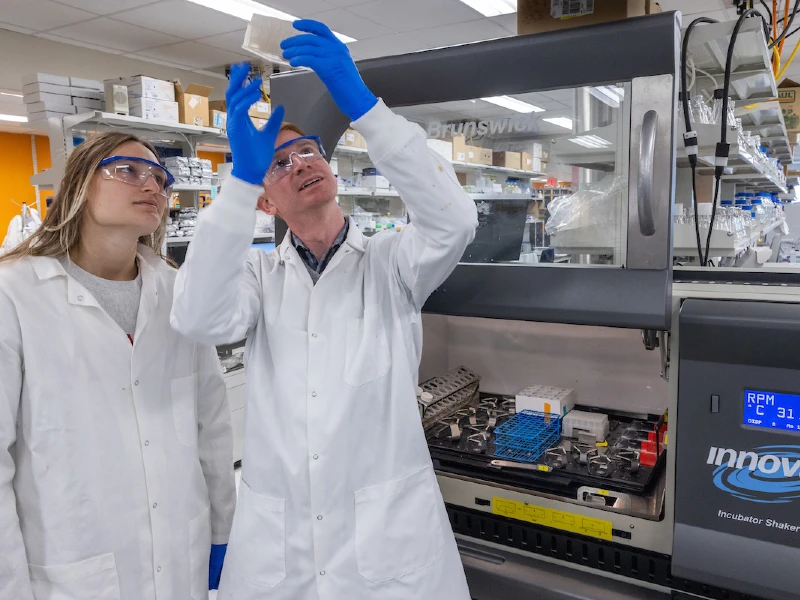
[265,135,326,185]
[98,156,175,198]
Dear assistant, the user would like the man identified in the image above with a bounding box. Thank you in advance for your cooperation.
[171,19,478,600]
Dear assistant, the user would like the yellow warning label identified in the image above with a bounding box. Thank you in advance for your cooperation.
[537,465,550,472]
[597,489,610,496]
[492,496,613,541]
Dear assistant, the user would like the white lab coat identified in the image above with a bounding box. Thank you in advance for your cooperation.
[0,246,236,600]
[171,101,478,600]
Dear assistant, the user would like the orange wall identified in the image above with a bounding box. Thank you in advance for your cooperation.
[0,132,52,232]
[197,151,228,172]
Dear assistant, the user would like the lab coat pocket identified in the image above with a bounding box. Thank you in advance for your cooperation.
[189,506,211,600]
[226,481,286,588]
[29,553,121,600]
[171,373,198,447]
[344,309,391,388]
[354,465,444,583]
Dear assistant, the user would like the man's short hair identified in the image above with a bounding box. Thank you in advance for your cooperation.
[279,122,306,137]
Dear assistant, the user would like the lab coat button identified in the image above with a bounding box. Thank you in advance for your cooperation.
[311,333,317,338]
[317,515,323,520]
[77,295,84,301]
[134,380,140,386]
[157,566,162,573]
[311,391,317,397]
[153,503,157,508]
[313,454,319,460]
[144,441,149,446]
[320,571,326,576]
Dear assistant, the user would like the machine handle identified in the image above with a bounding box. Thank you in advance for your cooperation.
[637,109,658,237]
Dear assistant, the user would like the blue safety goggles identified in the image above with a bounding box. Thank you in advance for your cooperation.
[98,155,175,197]
[266,135,326,184]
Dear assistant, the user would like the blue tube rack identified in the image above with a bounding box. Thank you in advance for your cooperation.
[493,410,562,463]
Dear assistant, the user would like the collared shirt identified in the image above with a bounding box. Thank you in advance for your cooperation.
[291,218,349,283]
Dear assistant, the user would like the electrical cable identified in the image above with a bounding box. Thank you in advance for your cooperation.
[769,0,800,47]
[776,32,800,78]
[681,16,719,266]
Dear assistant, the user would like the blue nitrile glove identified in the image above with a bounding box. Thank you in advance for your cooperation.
[209,544,227,590]
[280,20,378,122]
[225,63,285,185]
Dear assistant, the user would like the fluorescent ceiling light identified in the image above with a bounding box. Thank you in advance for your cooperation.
[543,117,573,130]
[186,0,356,43]
[588,85,625,107]
[0,92,23,98]
[457,0,516,17]
[568,135,611,149]
[481,96,543,113]
[0,114,28,123]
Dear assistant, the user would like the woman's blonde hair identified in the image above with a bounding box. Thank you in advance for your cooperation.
[0,132,170,264]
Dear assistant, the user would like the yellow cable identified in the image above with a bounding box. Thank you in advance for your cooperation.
[777,35,800,81]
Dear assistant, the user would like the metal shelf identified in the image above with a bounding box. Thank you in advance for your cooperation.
[337,188,534,201]
[735,101,792,161]
[173,184,214,192]
[48,111,226,139]
[168,232,274,246]
[674,218,785,258]
[684,18,777,102]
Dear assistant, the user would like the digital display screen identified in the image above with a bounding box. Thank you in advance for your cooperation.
[744,389,800,432]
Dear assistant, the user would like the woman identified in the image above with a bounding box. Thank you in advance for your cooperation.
[0,132,236,600]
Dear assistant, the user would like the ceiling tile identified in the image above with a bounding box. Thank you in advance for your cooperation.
[47,17,177,53]
[253,0,338,17]
[113,0,246,39]
[2,0,95,32]
[196,29,249,54]
[349,0,482,33]
[53,0,157,15]
[489,13,517,34]
[136,40,250,69]
[0,21,36,34]
[35,32,125,54]
[347,33,429,59]
[306,8,395,39]
[122,53,192,70]
[408,18,511,47]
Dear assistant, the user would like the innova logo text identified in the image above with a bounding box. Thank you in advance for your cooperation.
[707,446,800,504]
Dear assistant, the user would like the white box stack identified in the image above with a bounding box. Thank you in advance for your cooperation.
[515,384,575,416]
[426,139,454,162]
[22,73,74,121]
[561,410,609,442]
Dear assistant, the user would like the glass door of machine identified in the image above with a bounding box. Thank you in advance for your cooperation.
[271,11,680,329]
[394,84,631,267]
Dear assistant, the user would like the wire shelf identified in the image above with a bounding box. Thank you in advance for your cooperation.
[493,410,562,463]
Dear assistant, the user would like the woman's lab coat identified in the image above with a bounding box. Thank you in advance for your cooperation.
[171,101,479,600]
[0,245,236,600]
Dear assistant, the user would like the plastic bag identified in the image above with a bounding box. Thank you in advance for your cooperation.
[545,173,626,236]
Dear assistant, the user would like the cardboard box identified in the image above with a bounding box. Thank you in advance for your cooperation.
[493,151,522,170]
[69,77,103,91]
[518,0,661,35]
[21,72,70,87]
[114,75,175,101]
[248,101,271,121]
[23,81,71,96]
[72,97,103,110]
[450,134,468,162]
[477,147,493,166]
[71,87,103,100]
[26,101,75,115]
[426,138,454,161]
[210,109,227,130]
[779,79,800,134]
[129,97,179,123]
[465,145,479,164]
[340,128,365,148]
[175,81,213,127]
[24,91,72,106]
[521,152,534,172]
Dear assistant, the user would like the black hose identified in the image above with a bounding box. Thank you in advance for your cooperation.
[691,167,704,262]
[704,177,722,266]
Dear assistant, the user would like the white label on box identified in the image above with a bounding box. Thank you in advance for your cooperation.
[456,152,466,161]
[188,95,200,109]
[467,151,475,159]
[256,101,270,113]
[551,0,594,18]
[346,132,355,142]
